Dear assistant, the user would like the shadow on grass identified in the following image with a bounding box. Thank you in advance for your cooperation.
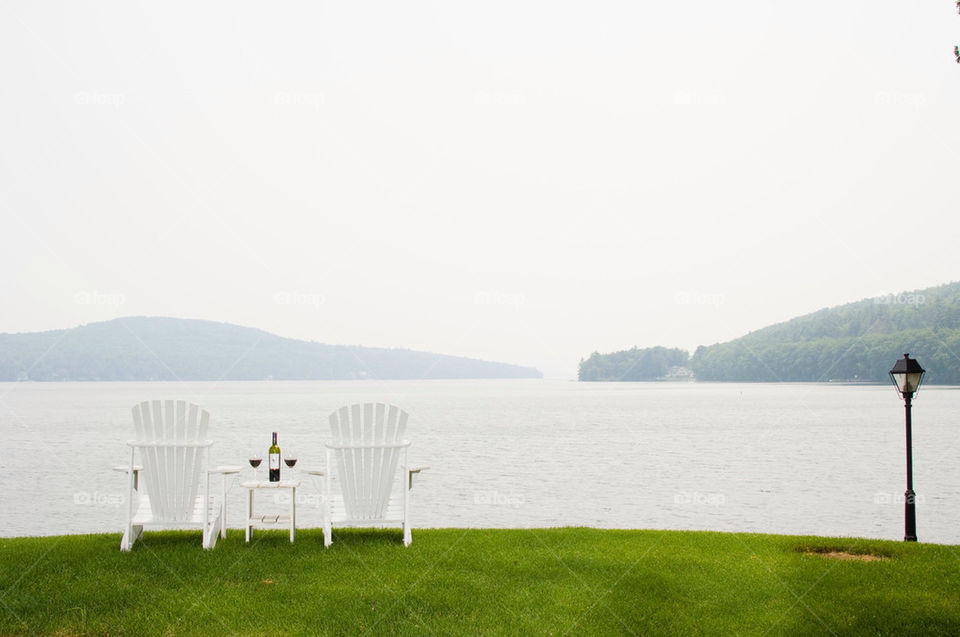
[225,527,409,548]
[133,530,209,550]
[125,527,410,551]
[328,528,407,547]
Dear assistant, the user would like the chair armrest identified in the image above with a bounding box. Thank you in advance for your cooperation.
[115,465,143,490]
[325,441,412,450]
[211,466,242,495]
[408,466,428,488]
[211,465,243,475]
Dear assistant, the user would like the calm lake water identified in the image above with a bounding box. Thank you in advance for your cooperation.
[2,380,958,544]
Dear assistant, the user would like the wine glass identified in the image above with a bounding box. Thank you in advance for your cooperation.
[248,449,263,480]
[283,447,298,474]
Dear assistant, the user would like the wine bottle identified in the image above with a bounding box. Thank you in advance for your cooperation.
[269,432,281,482]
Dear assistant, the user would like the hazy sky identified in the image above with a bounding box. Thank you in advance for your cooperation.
[1,1,958,377]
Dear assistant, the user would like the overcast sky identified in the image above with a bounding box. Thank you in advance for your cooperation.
[1,1,958,378]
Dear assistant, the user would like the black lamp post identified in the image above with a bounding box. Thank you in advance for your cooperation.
[888,353,925,542]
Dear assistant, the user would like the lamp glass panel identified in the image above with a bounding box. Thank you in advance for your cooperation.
[891,372,907,393]
[904,371,924,393]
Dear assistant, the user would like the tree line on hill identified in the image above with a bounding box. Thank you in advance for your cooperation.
[580,281,960,384]
[578,347,689,381]
[0,317,543,381]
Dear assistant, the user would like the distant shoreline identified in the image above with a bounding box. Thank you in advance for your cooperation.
[0,316,542,382]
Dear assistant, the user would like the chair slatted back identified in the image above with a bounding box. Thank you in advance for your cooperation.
[329,403,408,520]
[131,400,209,522]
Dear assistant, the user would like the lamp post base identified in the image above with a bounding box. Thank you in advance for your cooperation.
[904,489,917,542]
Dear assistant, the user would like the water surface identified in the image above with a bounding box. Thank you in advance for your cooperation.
[2,380,957,543]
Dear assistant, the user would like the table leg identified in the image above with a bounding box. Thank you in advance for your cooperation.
[246,488,253,543]
[290,487,296,543]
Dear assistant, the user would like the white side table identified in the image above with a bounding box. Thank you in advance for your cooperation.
[241,480,300,543]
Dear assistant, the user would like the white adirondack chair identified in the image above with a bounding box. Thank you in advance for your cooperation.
[120,400,225,551]
[307,403,427,547]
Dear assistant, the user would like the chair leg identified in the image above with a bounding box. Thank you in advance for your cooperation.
[121,525,143,551]
[322,498,332,547]
[205,515,223,550]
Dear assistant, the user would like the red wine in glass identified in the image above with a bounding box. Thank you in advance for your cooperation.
[249,448,263,470]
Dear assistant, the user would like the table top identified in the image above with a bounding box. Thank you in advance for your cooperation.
[240,479,301,489]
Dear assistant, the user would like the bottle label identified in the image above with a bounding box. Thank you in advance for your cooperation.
[269,453,280,470]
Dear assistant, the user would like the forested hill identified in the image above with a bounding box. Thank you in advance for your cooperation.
[580,281,960,384]
[690,281,960,384]
[0,317,542,381]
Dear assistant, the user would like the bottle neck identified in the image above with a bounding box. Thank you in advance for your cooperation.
[272,432,277,446]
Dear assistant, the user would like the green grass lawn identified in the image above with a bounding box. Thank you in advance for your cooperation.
[1,527,959,635]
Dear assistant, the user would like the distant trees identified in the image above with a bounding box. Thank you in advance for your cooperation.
[689,328,960,384]
[580,281,960,384]
[689,282,960,384]
[578,346,690,381]
[955,2,959,63]
[0,317,543,381]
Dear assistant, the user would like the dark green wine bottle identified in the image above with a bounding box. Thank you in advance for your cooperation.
[269,431,280,482]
